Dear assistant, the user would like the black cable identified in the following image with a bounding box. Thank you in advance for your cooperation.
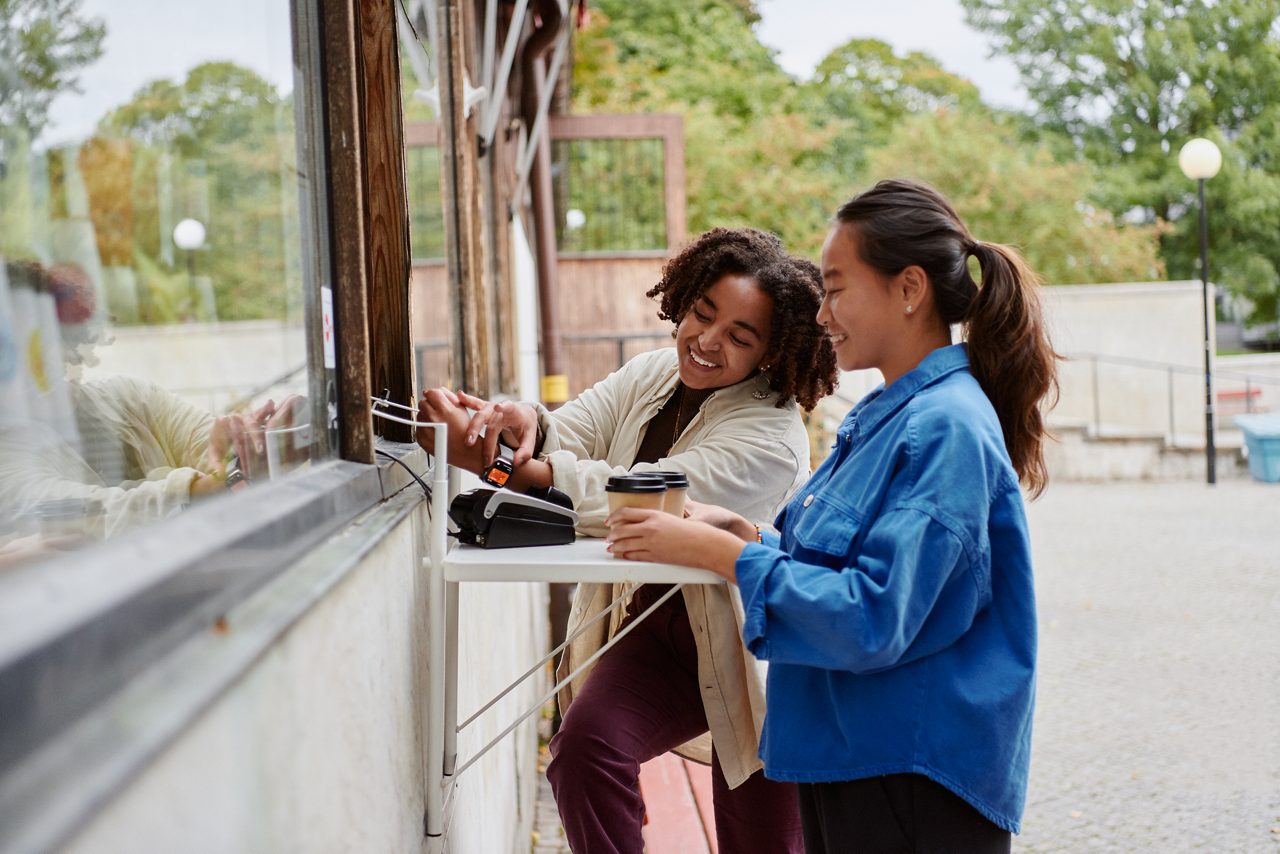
[375,449,432,499]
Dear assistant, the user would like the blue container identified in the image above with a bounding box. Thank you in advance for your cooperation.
[1234,413,1280,483]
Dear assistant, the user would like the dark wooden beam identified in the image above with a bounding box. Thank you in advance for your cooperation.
[359,0,414,442]
[321,0,374,463]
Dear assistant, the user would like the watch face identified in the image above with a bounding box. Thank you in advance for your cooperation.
[225,468,246,490]
[482,457,513,488]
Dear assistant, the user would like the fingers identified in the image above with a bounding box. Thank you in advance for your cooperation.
[252,399,277,423]
[510,434,536,468]
[464,408,493,446]
[420,388,461,423]
[605,506,660,527]
[455,389,487,409]
[480,423,501,468]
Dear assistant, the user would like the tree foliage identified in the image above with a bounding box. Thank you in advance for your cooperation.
[572,1,1167,281]
[961,0,1280,323]
[573,0,840,256]
[867,109,1165,284]
[91,62,301,324]
[810,38,986,177]
[0,0,104,135]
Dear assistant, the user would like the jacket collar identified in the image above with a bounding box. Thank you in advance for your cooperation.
[845,344,971,436]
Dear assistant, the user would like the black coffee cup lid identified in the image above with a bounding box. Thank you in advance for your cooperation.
[652,470,688,488]
[605,474,667,493]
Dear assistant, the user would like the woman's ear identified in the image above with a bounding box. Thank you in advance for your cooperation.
[899,265,928,313]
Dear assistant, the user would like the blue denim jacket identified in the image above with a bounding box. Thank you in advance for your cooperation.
[735,344,1036,833]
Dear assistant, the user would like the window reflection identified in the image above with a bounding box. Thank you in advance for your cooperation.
[0,0,317,568]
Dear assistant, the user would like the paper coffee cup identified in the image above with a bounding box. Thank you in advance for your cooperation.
[605,474,667,516]
[653,471,689,516]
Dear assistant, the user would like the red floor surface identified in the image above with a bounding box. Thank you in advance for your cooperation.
[638,753,717,853]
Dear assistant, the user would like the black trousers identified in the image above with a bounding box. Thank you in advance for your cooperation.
[797,773,1011,854]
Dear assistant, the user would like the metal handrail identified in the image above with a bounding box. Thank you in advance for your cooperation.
[1065,351,1278,443]
[1066,351,1280,387]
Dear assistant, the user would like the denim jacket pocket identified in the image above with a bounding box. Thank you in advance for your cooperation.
[790,494,863,559]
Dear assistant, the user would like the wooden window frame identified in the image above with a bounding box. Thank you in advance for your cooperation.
[548,113,686,258]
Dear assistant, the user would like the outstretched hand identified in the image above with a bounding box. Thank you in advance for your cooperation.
[206,398,280,481]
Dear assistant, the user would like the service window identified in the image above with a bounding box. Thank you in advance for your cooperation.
[0,0,328,569]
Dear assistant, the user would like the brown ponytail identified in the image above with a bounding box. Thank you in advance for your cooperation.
[835,179,1060,497]
[966,241,1059,496]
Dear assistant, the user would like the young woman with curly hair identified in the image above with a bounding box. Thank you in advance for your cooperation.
[608,180,1059,853]
[419,226,837,853]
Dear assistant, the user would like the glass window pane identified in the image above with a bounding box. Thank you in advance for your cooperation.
[0,0,322,568]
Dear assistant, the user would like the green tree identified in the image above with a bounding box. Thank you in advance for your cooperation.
[94,62,300,323]
[572,0,839,256]
[809,38,987,177]
[961,0,1280,324]
[0,0,105,136]
[866,109,1166,285]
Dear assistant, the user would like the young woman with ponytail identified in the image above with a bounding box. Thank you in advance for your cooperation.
[605,178,1058,852]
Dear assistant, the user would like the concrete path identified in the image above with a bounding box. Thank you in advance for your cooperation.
[534,480,1280,852]
[1018,480,1279,851]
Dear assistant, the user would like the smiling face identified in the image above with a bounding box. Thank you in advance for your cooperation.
[674,273,774,390]
[817,224,908,377]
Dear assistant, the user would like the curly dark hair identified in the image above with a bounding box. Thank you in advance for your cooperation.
[646,227,837,411]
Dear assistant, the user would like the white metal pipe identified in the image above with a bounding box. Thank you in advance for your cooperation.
[479,0,530,149]
[481,0,497,100]
[511,16,571,210]
[443,466,462,776]
[424,422,449,841]
[397,2,437,93]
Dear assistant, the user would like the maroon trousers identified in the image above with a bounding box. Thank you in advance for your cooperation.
[547,587,803,853]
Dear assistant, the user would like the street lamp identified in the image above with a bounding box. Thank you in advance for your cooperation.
[173,218,206,319]
[1178,137,1222,485]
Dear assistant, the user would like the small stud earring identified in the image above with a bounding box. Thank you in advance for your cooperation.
[905,305,914,315]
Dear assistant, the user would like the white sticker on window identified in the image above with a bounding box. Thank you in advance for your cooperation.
[321,286,336,369]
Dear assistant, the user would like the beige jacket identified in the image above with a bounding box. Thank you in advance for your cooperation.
[0,376,212,538]
[537,348,809,788]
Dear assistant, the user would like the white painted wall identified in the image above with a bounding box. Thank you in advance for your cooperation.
[819,281,1260,446]
[61,502,546,854]
[1042,280,1211,440]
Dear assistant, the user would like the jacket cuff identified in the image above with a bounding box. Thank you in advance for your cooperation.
[735,541,778,660]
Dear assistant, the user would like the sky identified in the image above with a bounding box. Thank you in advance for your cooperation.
[42,0,295,146]
[754,0,1030,110]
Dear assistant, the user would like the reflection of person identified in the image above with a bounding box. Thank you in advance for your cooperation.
[0,376,298,541]
[607,180,1059,852]
[420,228,838,853]
[0,258,305,545]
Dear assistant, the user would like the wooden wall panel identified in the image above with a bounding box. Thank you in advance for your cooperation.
[556,257,674,392]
